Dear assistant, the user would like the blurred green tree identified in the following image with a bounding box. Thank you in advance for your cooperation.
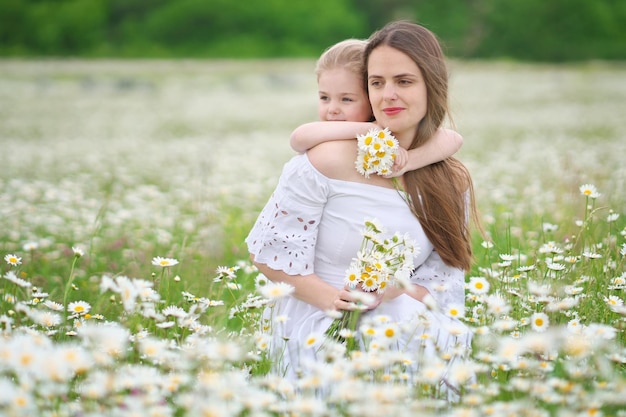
[0,0,624,60]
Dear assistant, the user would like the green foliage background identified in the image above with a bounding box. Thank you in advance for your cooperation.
[1,0,625,61]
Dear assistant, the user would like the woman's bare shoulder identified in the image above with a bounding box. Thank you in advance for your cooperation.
[306,140,359,180]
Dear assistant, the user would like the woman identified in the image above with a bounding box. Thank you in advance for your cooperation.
[246,21,479,382]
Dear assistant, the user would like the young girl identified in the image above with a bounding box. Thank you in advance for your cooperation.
[290,39,463,175]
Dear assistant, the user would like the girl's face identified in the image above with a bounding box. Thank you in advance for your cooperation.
[367,45,427,147]
[317,68,372,122]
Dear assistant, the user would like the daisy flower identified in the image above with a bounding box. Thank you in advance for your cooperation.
[258,281,295,300]
[579,184,600,198]
[344,266,360,288]
[530,312,549,332]
[606,295,624,306]
[22,242,39,251]
[539,241,563,254]
[546,262,566,271]
[468,276,490,295]
[72,246,84,257]
[254,273,269,287]
[255,333,271,351]
[542,222,558,233]
[303,332,323,350]
[34,311,62,328]
[379,321,400,338]
[3,271,31,288]
[226,282,242,290]
[162,305,187,318]
[339,328,356,339]
[445,303,465,320]
[214,265,238,280]
[68,300,91,316]
[485,294,511,315]
[43,300,64,311]
[198,298,225,307]
[4,254,21,266]
[517,264,536,272]
[354,127,398,178]
[499,253,516,262]
[582,251,602,259]
[152,256,179,267]
[584,323,617,341]
[607,212,620,222]
[611,272,626,288]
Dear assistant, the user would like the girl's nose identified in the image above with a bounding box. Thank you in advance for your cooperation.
[328,105,340,114]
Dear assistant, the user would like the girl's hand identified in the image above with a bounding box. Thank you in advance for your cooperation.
[385,147,410,178]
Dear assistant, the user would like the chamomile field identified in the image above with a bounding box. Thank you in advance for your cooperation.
[0,59,625,416]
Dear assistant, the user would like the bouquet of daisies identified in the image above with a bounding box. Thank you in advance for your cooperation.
[324,219,419,351]
[354,127,399,177]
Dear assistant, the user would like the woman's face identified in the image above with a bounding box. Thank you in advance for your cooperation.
[367,45,427,147]
[317,68,372,122]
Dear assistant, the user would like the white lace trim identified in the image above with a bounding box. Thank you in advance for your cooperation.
[246,155,327,275]
[410,250,465,312]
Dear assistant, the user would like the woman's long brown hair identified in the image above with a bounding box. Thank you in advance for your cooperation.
[364,21,480,271]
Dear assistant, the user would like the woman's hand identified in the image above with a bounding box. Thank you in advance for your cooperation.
[334,287,383,311]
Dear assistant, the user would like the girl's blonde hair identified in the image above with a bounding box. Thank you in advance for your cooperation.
[315,39,367,80]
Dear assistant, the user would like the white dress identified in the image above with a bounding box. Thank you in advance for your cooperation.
[246,153,470,378]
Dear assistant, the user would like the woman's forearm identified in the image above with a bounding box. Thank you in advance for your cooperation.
[253,261,339,312]
[383,283,430,303]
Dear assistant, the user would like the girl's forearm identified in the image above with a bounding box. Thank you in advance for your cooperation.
[290,121,376,152]
[405,128,463,170]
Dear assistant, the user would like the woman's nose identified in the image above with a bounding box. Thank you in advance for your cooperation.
[383,84,397,100]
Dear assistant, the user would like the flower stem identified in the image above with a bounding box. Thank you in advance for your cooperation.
[63,255,80,314]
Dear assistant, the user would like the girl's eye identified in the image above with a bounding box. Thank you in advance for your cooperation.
[319,95,329,102]
[342,97,354,103]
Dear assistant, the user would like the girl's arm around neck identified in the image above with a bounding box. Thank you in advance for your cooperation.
[388,128,463,177]
[406,128,463,171]
[290,121,377,153]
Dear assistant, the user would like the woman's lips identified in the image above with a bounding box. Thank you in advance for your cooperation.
[382,107,403,116]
